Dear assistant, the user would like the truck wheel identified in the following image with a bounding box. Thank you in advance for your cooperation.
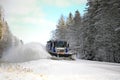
[71,54,76,60]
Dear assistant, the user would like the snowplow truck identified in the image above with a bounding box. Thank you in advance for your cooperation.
[46,40,76,60]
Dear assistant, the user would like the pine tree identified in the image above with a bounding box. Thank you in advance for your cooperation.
[53,15,67,40]
[0,7,21,57]
[66,12,74,48]
[74,10,81,24]
[66,12,74,26]
[82,0,99,60]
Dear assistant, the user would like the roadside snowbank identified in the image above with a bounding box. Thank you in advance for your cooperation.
[0,42,51,63]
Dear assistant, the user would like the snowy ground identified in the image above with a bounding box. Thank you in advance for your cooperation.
[0,59,120,80]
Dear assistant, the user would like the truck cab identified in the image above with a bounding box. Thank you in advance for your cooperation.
[46,40,73,57]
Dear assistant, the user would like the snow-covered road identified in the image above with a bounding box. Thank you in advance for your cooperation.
[0,59,120,80]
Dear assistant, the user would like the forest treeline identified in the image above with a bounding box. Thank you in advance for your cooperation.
[51,0,120,63]
[0,7,22,57]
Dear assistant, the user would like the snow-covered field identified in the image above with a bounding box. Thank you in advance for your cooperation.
[0,59,120,80]
[0,43,120,80]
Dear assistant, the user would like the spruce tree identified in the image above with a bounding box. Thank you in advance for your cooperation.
[53,15,67,40]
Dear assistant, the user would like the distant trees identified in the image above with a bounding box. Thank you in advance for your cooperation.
[0,6,3,39]
[51,0,120,63]
[0,7,12,57]
[0,7,23,58]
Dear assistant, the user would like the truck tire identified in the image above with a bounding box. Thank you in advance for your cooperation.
[70,54,76,60]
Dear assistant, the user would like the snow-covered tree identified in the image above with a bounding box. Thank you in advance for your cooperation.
[0,7,23,58]
[66,13,74,48]
[81,0,99,60]
[53,15,67,41]
[82,0,120,62]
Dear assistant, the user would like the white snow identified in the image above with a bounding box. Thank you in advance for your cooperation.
[0,59,120,80]
[115,27,120,31]
[0,43,120,80]
[0,42,51,63]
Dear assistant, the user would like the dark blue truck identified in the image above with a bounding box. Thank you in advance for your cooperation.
[46,40,76,60]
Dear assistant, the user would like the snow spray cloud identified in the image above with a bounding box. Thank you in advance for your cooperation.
[0,43,51,63]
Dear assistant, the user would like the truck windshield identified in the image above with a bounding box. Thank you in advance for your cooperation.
[55,41,67,47]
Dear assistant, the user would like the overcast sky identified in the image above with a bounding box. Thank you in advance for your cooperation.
[0,0,87,45]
